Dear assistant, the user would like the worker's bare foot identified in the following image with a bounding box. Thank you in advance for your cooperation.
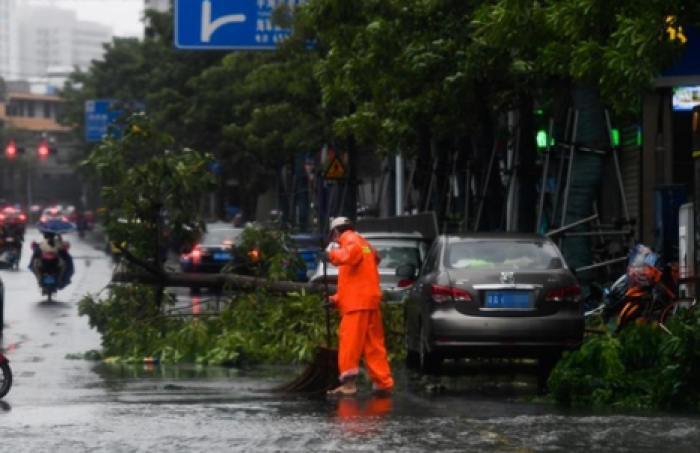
[327,384,357,397]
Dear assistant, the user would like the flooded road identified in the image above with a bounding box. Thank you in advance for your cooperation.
[1,229,699,452]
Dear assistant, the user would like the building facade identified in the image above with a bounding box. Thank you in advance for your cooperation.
[15,6,112,78]
[0,88,82,208]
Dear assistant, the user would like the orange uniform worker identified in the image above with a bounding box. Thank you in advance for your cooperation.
[322,217,394,396]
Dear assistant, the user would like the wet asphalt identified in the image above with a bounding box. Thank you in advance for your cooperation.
[1,229,699,452]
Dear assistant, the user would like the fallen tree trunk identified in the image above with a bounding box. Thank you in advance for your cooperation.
[112,271,324,294]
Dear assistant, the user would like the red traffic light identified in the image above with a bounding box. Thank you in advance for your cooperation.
[5,140,16,157]
[38,141,49,158]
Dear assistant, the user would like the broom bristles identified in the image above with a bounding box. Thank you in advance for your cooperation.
[271,346,339,395]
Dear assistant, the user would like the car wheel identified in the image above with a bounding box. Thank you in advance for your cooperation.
[419,323,441,376]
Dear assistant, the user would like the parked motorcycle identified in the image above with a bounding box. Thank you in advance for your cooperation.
[584,244,678,330]
[0,352,12,399]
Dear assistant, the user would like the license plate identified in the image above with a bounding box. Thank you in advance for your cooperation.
[43,276,56,284]
[213,252,231,261]
[484,292,532,309]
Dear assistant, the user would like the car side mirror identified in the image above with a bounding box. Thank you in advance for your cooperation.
[396,264,417,279]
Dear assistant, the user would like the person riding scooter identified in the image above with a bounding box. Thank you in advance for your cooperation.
[29,232,74,289]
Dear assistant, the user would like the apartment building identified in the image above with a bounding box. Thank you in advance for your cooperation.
[16,6,112,78]
[0,0,18,80]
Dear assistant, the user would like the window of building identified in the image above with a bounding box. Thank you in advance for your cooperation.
[43,101,52,119]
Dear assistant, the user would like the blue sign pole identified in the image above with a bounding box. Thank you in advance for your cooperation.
[174,0,304,50]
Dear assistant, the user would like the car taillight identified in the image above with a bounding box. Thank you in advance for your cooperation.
[545,285,582,303]
[19,214,25,220]
[190,247,202,263]
[397,279,415,288]
[431,285,471,303]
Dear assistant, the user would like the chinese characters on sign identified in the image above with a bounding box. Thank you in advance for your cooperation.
[254,0,304,45]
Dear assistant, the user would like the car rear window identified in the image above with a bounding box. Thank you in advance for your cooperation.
[203,229,244,246]
[369,240,421,270]
[446,240,564,270]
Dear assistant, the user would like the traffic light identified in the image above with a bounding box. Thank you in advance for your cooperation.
[38,141,49,158]
[37,141,57,159]
[4,140,25,158]
[5,141,16,158]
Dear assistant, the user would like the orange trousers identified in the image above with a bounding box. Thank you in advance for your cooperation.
[338,309,394,390]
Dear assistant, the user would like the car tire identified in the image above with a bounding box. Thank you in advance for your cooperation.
[419,323,441,376]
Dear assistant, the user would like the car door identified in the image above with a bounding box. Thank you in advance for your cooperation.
[405,239,441,348]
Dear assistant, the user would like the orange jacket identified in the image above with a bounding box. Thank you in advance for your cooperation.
[329,230,382,315]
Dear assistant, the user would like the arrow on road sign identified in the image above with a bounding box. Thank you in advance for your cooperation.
[324,157,347,180]
[201,0,246,42]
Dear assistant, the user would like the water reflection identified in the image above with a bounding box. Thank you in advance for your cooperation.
[333,396,393,436]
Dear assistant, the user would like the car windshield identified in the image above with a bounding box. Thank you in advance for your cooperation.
[446,240,563,270]
[202,229,244,246]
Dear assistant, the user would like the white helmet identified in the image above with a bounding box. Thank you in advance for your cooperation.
[329,216,352,231]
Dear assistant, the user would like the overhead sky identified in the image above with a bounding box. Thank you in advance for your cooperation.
[52,0,145,37]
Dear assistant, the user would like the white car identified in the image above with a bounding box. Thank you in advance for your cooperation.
[309,231,429,301]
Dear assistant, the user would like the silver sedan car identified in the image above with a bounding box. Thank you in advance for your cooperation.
[403,233,584,375]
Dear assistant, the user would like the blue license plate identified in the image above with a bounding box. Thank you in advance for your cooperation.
[43,276,56,284]
[485,292,532,309]
[213,252,231,261]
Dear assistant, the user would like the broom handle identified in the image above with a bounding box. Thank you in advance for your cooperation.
[322,238,332,347]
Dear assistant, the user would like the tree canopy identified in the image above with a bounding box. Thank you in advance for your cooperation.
[58,2,700,227]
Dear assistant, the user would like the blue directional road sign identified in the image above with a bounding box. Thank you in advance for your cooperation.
[85,100,123,143]
[174,0,304,50]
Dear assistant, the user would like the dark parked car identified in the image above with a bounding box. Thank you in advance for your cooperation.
[402,233,584,376]
[179,227,245,279]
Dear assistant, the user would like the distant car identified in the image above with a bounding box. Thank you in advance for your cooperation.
[402,233,584,376]
[309,231,429,296]
[1,207,27,236]
[180,227,245,286]
[40,207,68,223]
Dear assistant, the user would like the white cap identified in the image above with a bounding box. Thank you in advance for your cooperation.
[330,216,352,231]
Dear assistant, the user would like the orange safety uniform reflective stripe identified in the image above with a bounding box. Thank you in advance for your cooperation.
[328,230,382,315]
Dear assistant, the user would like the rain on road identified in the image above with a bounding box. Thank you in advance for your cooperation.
[1,229,699,452]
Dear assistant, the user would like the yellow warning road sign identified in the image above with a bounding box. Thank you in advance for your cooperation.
[324,157,347,179]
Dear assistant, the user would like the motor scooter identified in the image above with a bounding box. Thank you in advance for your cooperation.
[38,258,61,303]
[0,352,12,399]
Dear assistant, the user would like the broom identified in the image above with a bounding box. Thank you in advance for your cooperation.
[271,240,339,395]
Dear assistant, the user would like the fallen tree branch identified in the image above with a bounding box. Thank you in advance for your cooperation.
[112,271,324,294]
